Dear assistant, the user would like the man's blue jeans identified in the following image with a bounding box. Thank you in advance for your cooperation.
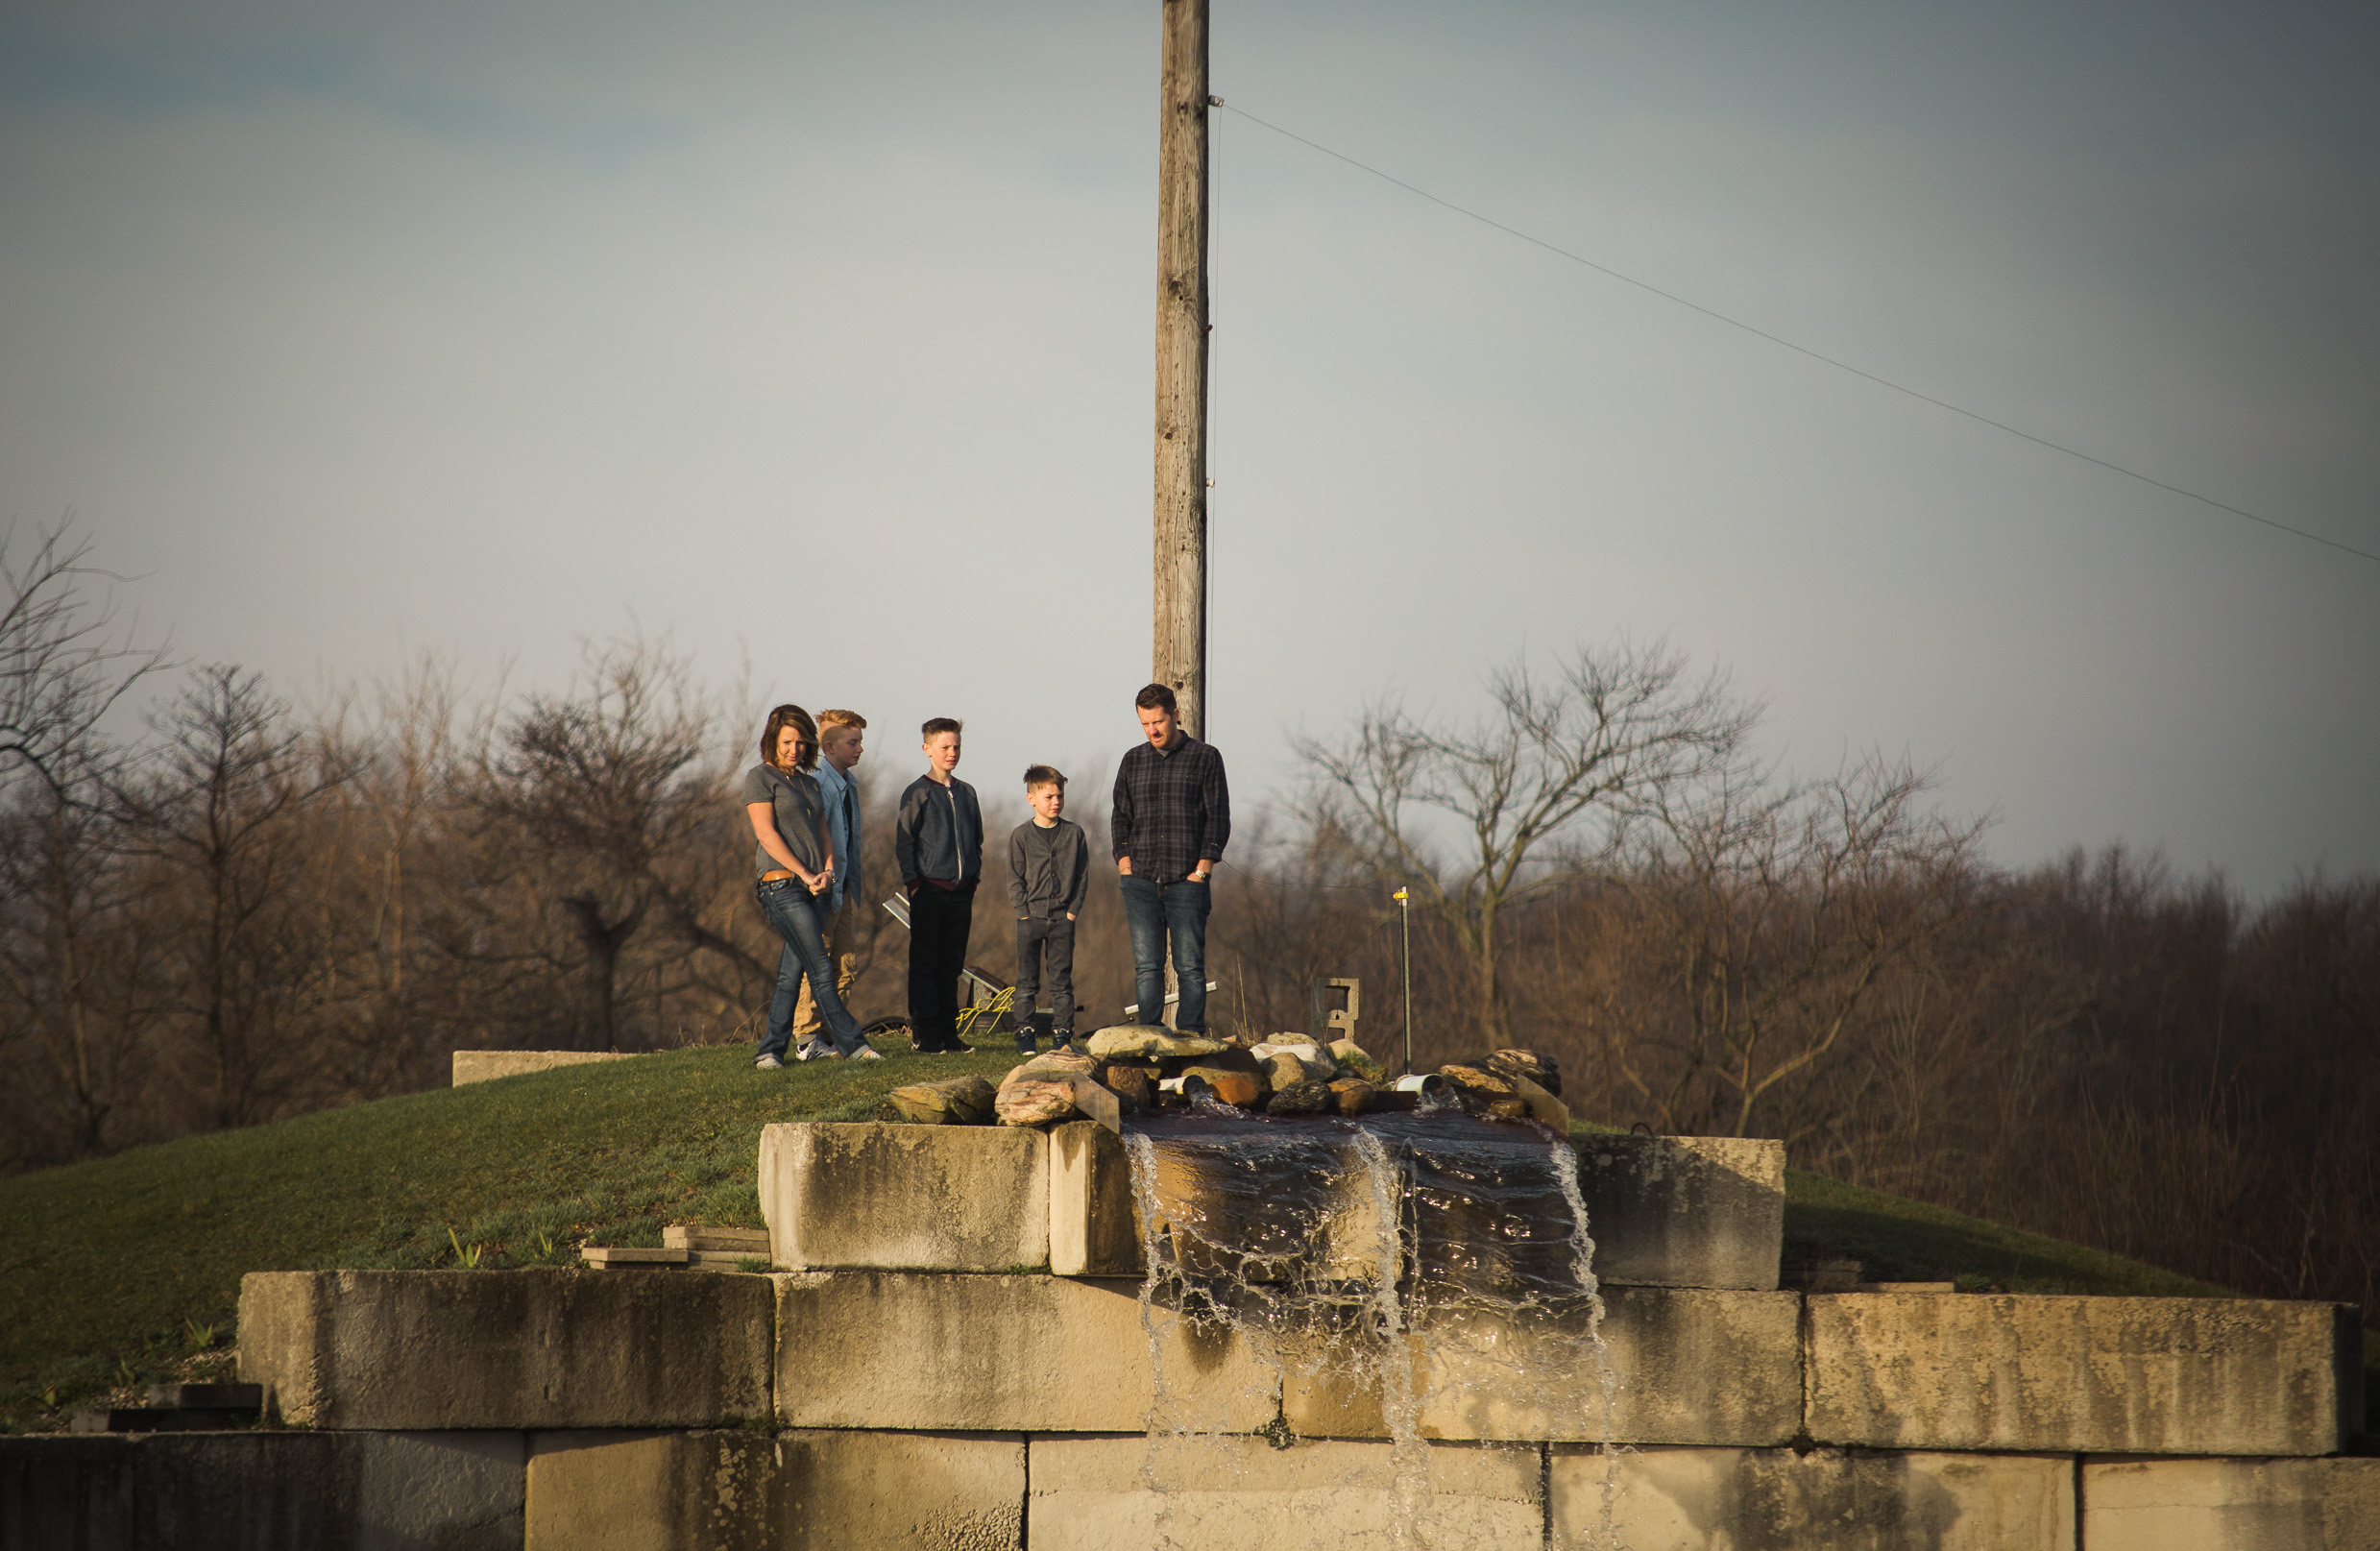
[758,880,867,1058]
[1119,875,1210,1033]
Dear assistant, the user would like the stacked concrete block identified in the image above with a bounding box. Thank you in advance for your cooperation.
[2080,1457,2380,1551]
[237,1269,773,1429]
[1550,1445,2076,1550]
[1028,1435,1544,1551]
[1807,1293,2363,1455]
[0,1430,524,1551]
[1570,1133,1785,1291]
[1048,1120,1142,1277]
[773,1270,1276,1435]
[1284,1287,1804,1445]
[757,1122,1051,1272]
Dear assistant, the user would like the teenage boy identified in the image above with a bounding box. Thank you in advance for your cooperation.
[1111,683,1230,1033]
[1008,765,1090,1054]
[894,717,983,1054]
[791,709,866,1061]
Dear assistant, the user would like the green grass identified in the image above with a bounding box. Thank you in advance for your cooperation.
[4,1052,2367,1434]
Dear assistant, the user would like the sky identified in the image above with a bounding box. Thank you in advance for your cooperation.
[2,0,2374,895]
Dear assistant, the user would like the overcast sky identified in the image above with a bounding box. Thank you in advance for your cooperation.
[4,1,2374,894]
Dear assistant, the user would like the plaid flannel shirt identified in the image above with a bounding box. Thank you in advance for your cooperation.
[1110,733,1230,885]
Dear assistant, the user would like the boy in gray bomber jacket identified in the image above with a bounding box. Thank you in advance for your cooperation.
[1008,764,1090,1054]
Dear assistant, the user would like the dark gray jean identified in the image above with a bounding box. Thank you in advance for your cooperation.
[1013,915,1077,1043]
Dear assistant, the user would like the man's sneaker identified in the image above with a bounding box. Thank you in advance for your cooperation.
[852,1047,885,1061]
[1015,1040,1038,1055]
[754,1054,784,1071]
[1053,1034,1080,1055]
[792,1041,817,1062]
[795,1043,840,1061]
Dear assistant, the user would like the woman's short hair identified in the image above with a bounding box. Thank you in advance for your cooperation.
[760,704,820,772]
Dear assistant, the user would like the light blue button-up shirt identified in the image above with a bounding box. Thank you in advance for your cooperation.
[816,760,861,911]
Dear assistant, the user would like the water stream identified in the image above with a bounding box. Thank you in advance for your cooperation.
[1124,1103,1618,1548]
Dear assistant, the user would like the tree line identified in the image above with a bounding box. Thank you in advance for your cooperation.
[2,520,2372,1321]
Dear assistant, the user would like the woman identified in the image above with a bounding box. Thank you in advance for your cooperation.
[742,704,880,1068]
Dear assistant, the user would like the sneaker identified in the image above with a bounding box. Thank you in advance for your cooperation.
[795,1043,841,1061]
[1015,1039,1038,1056]
[754,1054,784,1070]
[852,1047,885,1061]
[792,1040,817,1062]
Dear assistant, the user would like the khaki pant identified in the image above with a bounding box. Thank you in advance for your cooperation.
[791,894,861,1042]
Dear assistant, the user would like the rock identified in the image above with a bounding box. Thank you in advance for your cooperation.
[1085,1026,1226,1060]
[1438,1063,1516,1098]
[1167,1044,1260,1078]
[1100,1065,1154,1111]
[1485,1049,1562,1098]
[1327,1078,1375,1116]
[1180,1069,1264,1109]
[1251,1042,1335,1080]
[1263,1031,1320,1048]
[995,1079,1080,1127]
[1266,1079,1333,1115]
[1329,1041,1384,1081]
[879,1075,998,1126]
[1000,1052,1097,1090]
[1261,1053,1314,1092]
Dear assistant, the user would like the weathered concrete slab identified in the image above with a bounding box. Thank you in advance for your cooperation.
[1551,1444,2075,1549]
[1806,1294,2361,1456]
[2082,1456,2380,1551]
[777,1429,1026,1551]
[757,1121,1050,1272]
[238,1269,773,1430]
[1050,1120,1143,1277]
[0,1430,524,1551]
[774,1271,1275,1433]
[1027,1434,1543,1551]
[1572,1134,1784,1291]
[451,1049,639,1084]
[1284,1287,1803,1445]
[527,1431,775,1551]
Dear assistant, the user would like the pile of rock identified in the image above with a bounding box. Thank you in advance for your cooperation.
[1434,1049,1567,1126]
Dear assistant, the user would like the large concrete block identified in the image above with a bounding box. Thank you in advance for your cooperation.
[451,1049,639,1084]
[238,1269,773,1429]
[527,1431,776,1551]
[1050,1121,1143,1277]
[1806,1294,2361,1456]
[1550,1444,2075,1549]
[777,1429,1026,1551]
[774,1271,1276,1434]
[1027,1434,1543,1551]
[758,1122,1050,1272]
[1572,1134,1784,1291]
[1284,1287,1803,1445]
[0,1431,524,1551]
[2082,1457,2380,1551]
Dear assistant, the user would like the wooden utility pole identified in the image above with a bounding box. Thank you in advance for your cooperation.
[1152,0,1209,739]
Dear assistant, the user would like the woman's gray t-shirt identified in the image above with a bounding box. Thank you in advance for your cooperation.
[741,763,828,878]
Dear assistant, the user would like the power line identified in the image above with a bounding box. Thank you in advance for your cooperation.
[1210,99,2380,569]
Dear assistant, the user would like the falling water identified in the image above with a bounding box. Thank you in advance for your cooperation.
[1123,1106,1619,1548]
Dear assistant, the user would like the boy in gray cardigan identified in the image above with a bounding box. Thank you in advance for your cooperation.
[1008,764,1091,1054]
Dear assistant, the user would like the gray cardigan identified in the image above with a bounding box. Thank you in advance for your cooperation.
[1008,818,1090,920]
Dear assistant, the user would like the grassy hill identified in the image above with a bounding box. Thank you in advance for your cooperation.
[2,1038,2366,1434]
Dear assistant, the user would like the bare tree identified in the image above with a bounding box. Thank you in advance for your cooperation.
[0,517,168,804]
[1294,640,1754,1050]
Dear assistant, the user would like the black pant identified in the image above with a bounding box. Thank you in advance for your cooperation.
[1013,915,1077,1045]
[907,882,976,1050]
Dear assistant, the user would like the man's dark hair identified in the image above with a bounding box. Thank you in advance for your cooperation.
[1134,683,1177,715]
[1023,764,1066,791]
[921,716,963,740]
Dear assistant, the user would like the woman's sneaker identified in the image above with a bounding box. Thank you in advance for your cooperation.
[852,1047,885,1061]
[795,1043,840,1061]
[754,1054,784,1070]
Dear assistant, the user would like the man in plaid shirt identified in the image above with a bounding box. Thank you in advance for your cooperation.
[1111,683,1231,1033]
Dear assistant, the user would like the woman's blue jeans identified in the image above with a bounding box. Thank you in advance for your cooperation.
[758,880,867,1058]
[1119,874,1211,1033]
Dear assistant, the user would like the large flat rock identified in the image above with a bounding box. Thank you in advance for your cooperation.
[773,1271,1276,1433]
[1806,1293,2362,1456]
[2081,1456,2380,1551]
[1551,1444,2075,1549]
[1571,1134,1784,1291]
[450,1049,639,1084]
[238,1269,773,1430]
[0,1430,524,1551]
[1284,1286,1803,1445]
[1027,1434,1543,1551]
[758,1121,1051,1272]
